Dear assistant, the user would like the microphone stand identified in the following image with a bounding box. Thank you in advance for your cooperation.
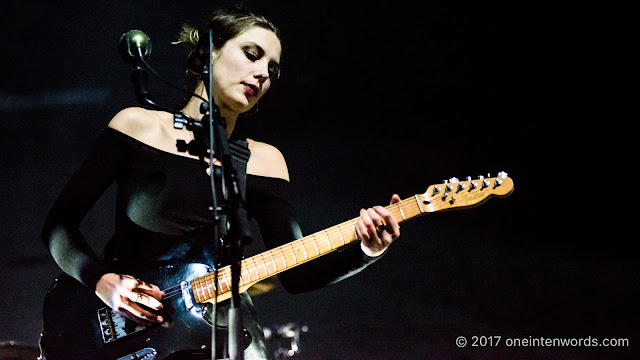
[125,30,252,359]
[198,29,252,360]
[130,63,177,114]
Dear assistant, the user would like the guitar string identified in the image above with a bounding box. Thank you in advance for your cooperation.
[187,198,425,300]
[155,185,500,301]
[154,197,427,301]
[188,198,425,299]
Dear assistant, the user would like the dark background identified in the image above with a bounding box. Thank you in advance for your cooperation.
[0,1,634,359]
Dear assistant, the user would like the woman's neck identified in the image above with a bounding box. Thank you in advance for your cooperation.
[181,82,237,138]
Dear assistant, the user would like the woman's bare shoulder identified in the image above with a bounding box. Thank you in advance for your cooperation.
[107,107,166,142]
[246,139,290,181]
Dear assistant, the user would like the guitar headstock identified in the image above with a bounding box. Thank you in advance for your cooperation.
[419,171,514,212]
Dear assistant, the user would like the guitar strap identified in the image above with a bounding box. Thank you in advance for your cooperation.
[218,137,251,240]
[228,137,251,201]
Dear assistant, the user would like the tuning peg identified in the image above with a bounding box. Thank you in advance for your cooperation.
[449,177,460,183]
[497,171,508,178]
[465,176,472,181]
[477,175,485,180]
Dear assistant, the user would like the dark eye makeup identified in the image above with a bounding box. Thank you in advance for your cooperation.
[242,43,280,79]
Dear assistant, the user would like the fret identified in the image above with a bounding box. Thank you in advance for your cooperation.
[199,281,206,302]
[289,242,298,263]
[252,259,260,279]
[200,280,208,301]
[243,264,251,282]
[337,225,345,245]
[261,253,270,274]
[324,230,332,250]
[311,235,319,255]
[191,281,201,302]
[353,223,359,240]
[204,275,214,299]
[279,247,287,268]
[299,239,308,260]
[415,194,424,213]
[397,202,406,220]
[219,272,229,292]
[269,252,277,272]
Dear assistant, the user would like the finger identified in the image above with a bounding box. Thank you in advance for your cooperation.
[356,212,370,242]
[361,209,381,240]
[373,206,400,239]
[116,306,156,327]
[122,296,163,324]
[120,275,164,301]
[390,194,401,205]
[137,283,165,301]
[366,208,385,229]
[131,291,164,310]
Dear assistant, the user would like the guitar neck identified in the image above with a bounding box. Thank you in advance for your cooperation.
[190,195,426,304]
[189,174,514,304]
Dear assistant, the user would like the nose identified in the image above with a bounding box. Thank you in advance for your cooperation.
[253,61,270,83]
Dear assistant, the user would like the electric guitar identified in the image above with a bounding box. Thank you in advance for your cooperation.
[40,173,514,360]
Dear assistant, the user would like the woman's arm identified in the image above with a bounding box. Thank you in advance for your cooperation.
[42,108,164,325]
[245,141,400,294]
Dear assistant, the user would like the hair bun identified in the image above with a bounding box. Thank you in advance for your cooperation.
[174,24,201,50]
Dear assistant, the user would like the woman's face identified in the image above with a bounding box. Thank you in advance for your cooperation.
[211,26,281,115]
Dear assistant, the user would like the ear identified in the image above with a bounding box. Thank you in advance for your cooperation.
[187,51,204,74]
[188,48,218,75]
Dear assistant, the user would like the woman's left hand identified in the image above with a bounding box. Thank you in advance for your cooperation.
[356,194,402,257]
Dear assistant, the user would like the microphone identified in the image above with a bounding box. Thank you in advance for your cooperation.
[117,29,207,112]
[118,30,152,65]
[118,29,160,108]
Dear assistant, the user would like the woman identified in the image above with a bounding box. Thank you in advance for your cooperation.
[42,8,400,359]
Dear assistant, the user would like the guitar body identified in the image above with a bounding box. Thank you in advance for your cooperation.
[41,263,251,360]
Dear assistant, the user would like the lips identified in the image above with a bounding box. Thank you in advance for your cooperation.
[243,83,259,97]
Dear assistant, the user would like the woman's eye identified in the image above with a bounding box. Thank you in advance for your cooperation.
[244,49,258,61]
[268,66,278,78]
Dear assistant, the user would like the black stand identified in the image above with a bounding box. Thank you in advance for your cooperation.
[195,29,252,360]
[126,29,252,360]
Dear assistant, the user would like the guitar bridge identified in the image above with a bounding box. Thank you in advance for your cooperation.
[97,307,145,343]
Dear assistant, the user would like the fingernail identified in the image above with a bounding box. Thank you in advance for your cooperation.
[157,316,163,323]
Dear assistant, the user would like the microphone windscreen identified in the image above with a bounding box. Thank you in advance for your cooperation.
[118,30,152,65]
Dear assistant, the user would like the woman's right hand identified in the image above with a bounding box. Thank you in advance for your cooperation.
[95,273,165,326]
